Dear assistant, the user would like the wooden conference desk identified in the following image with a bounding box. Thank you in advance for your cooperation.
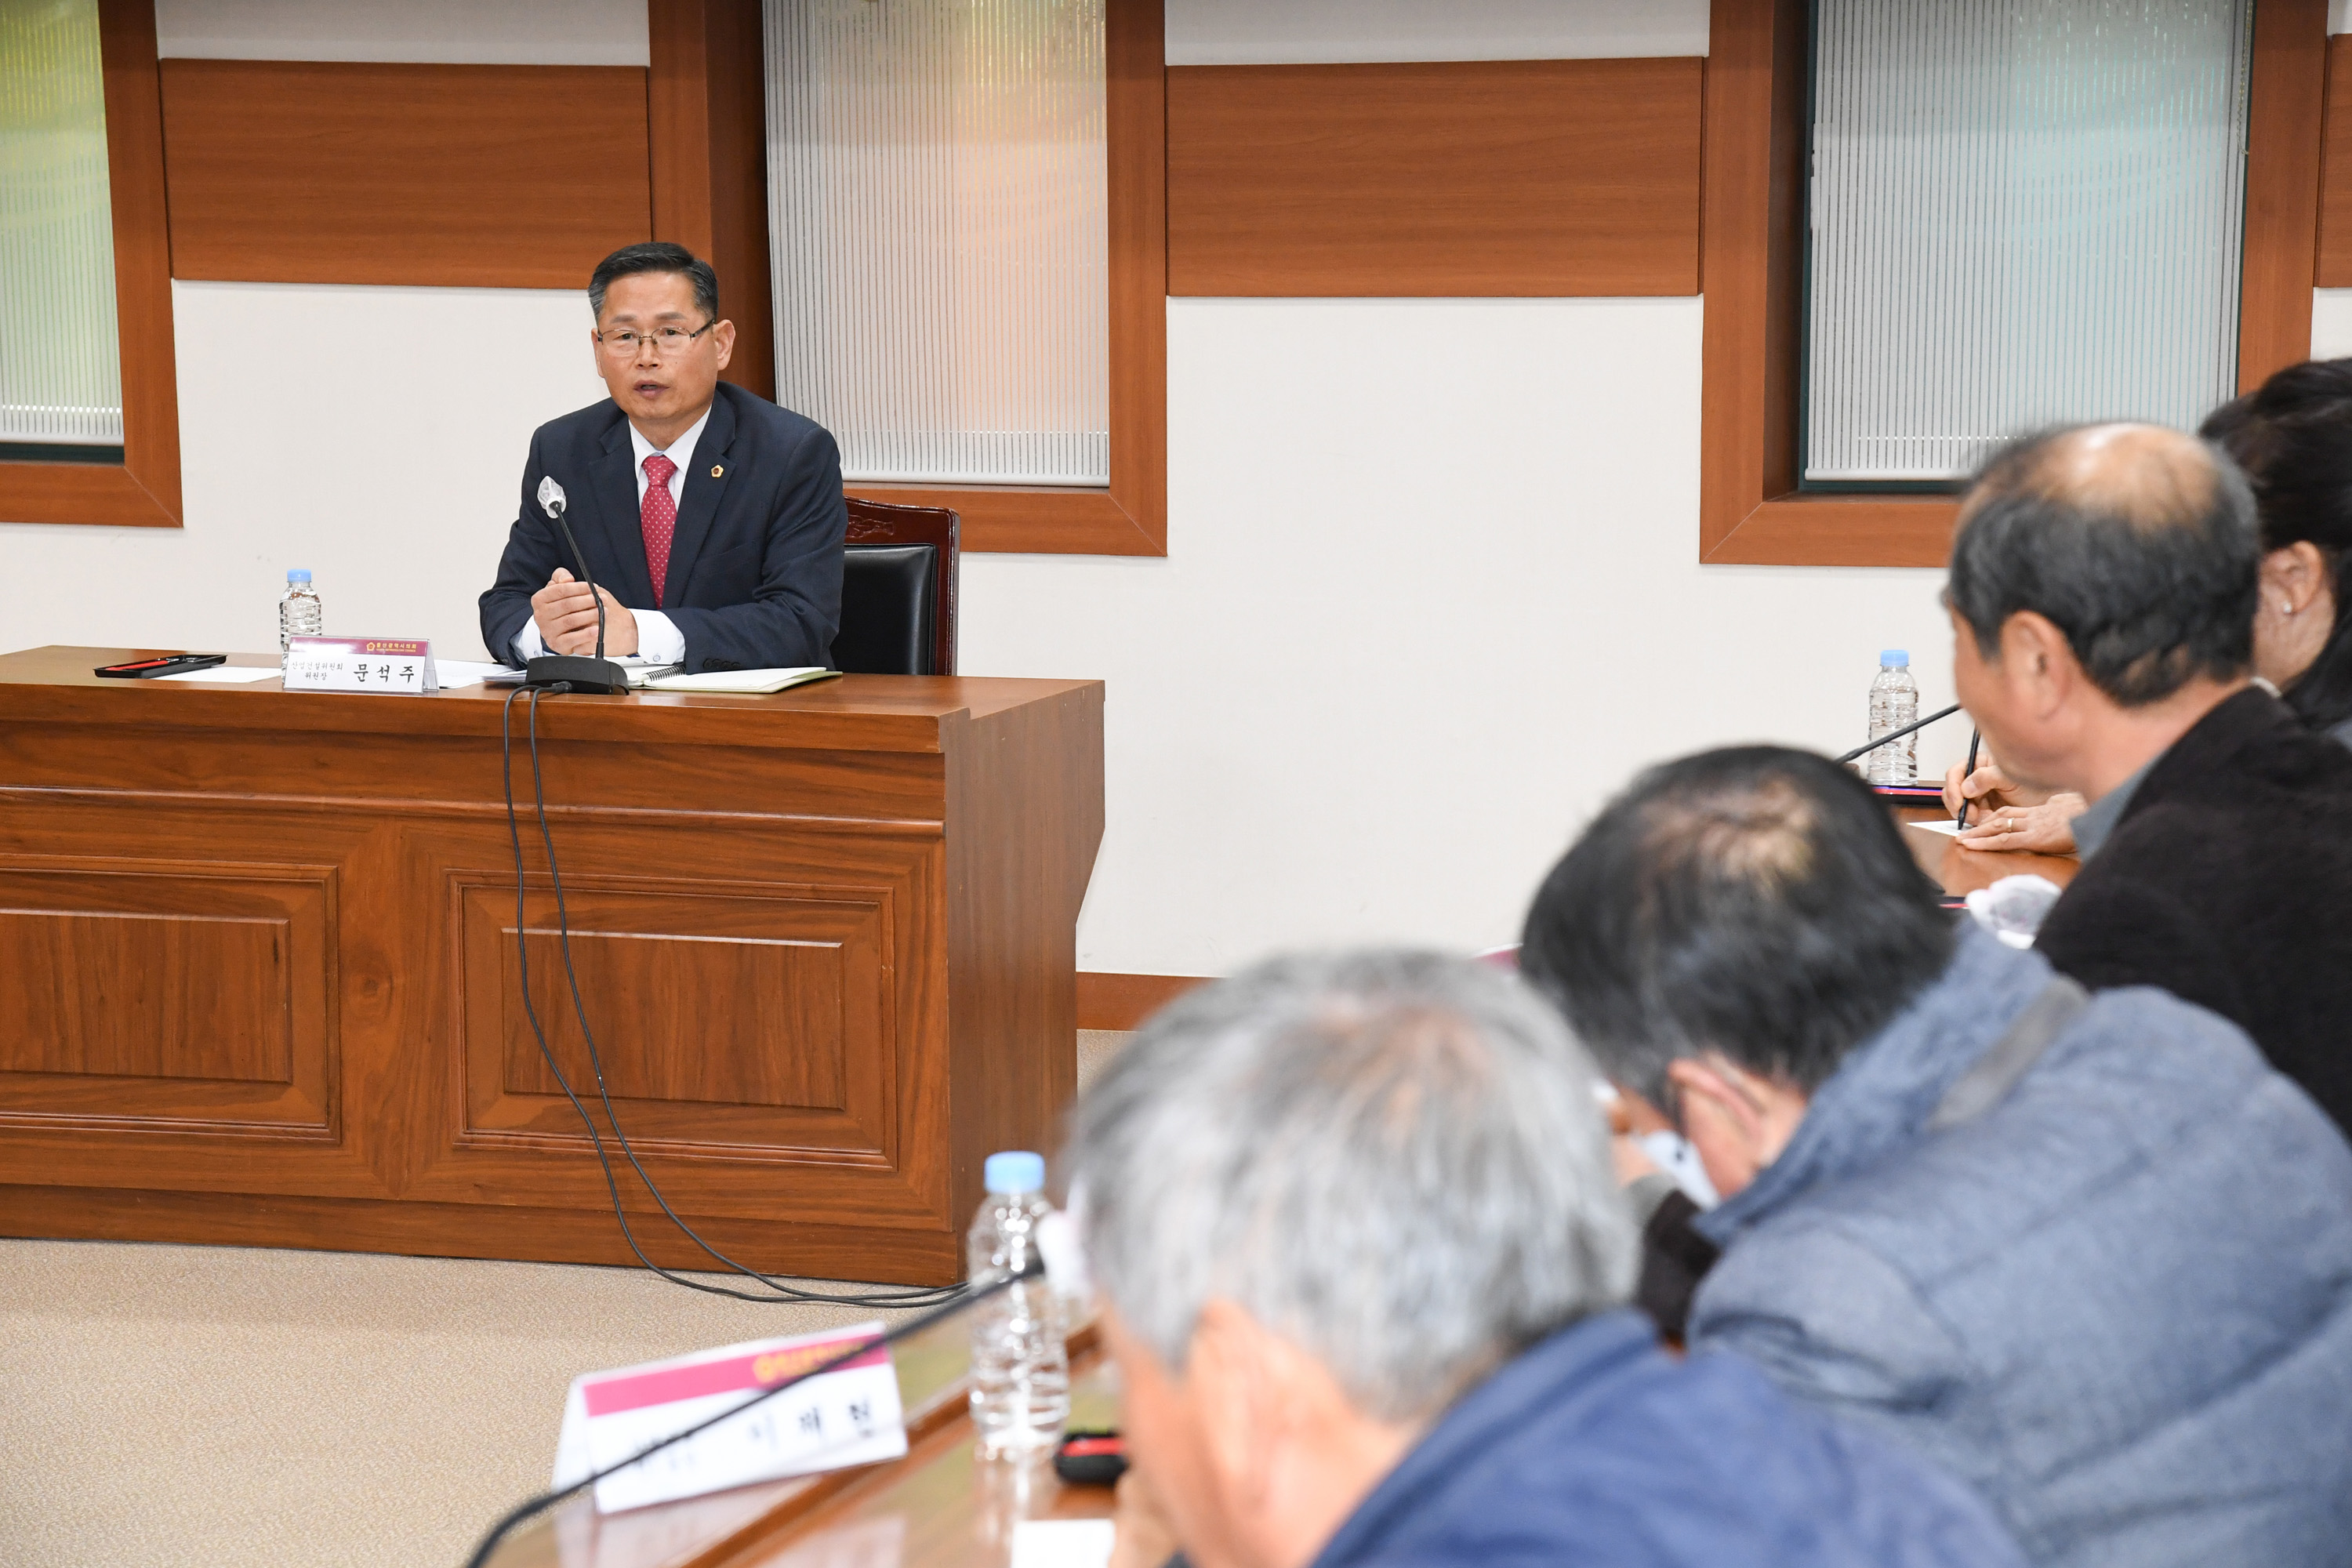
[0,646,1102,1286]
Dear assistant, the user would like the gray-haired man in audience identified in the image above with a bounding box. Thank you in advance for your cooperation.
[1521,745,2352,1568]
[1065,950,2027,1568]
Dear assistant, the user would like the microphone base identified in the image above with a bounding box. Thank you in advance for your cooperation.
[524,655,630,695]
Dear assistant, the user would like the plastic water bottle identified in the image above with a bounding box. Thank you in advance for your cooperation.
[279,570,322,667]
[967,1151,1069,1456]
[1865,649,1919,786]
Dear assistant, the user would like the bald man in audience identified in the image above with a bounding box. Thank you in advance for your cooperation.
[1944,423,2352,1133]
[1068,951,2027,1568]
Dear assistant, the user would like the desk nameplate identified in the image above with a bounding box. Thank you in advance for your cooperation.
[284,636,438,694]
[555,1323,908,1514]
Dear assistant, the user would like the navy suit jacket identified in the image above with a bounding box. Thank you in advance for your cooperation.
[480,381,846,672]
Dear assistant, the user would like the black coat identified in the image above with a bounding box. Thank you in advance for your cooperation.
[478,381,846,672]
[2036,687,2352,1136]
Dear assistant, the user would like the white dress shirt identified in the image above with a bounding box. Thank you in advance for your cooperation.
[514,408,709,665]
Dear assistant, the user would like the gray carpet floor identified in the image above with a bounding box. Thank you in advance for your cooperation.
[0,1030,1131,1568]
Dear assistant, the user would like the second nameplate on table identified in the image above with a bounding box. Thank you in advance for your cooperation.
[553,1321,907,1513]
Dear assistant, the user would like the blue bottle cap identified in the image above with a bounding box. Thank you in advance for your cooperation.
[984,1151,1046,1194]
[287,568,312,583]
[1878,648,1908,666]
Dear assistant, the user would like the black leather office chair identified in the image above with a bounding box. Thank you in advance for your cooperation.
[832,498,960,676]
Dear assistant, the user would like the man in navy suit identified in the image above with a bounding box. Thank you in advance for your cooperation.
[480,242,845,673]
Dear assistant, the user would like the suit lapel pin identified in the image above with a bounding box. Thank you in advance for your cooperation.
[711,464,724,478]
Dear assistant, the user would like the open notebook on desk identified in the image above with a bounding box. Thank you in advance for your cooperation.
[640,667,840,694]
[481,663,842,694]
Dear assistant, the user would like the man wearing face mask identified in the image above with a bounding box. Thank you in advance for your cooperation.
[1519,744,2352,1568]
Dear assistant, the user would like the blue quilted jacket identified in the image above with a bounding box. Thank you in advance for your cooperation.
[1693,925,2352,1566]
[1307,1308,2025,1568]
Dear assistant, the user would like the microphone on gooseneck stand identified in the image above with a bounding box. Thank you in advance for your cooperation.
[524,476,630,695]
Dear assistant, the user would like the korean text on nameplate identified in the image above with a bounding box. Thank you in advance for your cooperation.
[281,637,440,695]
[551,1322,907,1513]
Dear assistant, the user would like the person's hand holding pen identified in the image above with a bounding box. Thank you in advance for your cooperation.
[1943,749,2087,854]
[1955,730,1983,830]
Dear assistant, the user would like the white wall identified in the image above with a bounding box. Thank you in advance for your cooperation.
[2314,290,2352,358]
[0,283,607,662]
[967,299,1958,973]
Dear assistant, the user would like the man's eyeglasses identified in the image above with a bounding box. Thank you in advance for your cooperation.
[595,321,716,357]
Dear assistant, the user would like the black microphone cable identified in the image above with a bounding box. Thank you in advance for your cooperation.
[499,684,967,1309]
[1833,700,1963,765]
[459,1266,1020,1568]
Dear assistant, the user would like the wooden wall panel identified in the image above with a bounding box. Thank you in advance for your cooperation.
[2315,34,2352,288]
[158,60,653,289]
[649,0,776,401]
[2238,0,2327,387]
[1166,57,1702,297]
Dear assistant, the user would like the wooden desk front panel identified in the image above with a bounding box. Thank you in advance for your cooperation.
[0,796,374,1186]
[0,655,1104,1285]
[401,811,953,1231]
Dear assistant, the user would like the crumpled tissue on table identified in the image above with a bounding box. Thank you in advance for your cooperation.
[1965,874,2066,949]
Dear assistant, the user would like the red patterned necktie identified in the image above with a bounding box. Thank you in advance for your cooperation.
[641,452,679,608]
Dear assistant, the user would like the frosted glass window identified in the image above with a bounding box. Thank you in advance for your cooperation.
[765,0,1109,487]
[1805,0,2252,485]
[0,0,121,448]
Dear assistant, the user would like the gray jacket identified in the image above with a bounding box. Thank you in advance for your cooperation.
[1690,924,2352,1567]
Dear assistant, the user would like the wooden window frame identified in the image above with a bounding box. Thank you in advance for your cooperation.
[792,0,1167,557]
[1700,0,2327,567]
[1,0,180,528]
